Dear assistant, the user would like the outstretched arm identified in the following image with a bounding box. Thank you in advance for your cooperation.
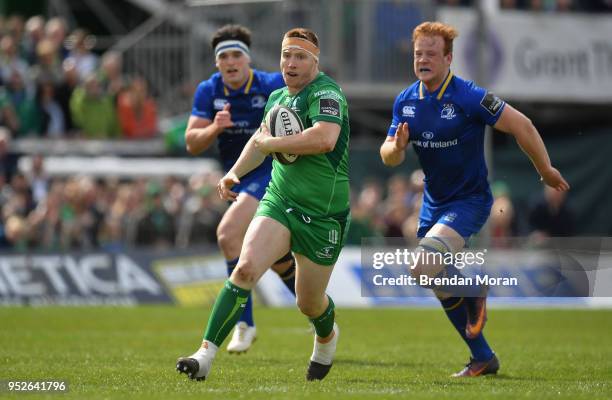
[494,104,569,191]
[380,122,410,167]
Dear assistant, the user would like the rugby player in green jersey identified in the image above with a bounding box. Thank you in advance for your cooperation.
[176,27,350,382]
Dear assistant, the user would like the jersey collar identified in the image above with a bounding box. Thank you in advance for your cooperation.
[419,71,454,100]
[223,69,254,96]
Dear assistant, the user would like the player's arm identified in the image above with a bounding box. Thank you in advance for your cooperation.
[218,127,268,202]
[380,122,410,167]
[185,103,233,155]
[494,104,569,191]
[258,121,340,155]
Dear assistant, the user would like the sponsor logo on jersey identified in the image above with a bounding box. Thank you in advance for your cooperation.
[402,105,416,117]
[251,95,266,109]
[213,98,228,110]
[422,131,434,140]
[329,229,339,245]
[480,92,504,115]
[441,103,456,120]
[319,98,340,117]
[443,212,457,223]
[315,246,335,259]
[413,131,459,149]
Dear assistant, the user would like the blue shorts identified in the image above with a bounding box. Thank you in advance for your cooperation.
[233,168,272,200]
[417,194,493,239]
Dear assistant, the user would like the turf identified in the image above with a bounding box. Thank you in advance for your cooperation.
[1,307,611,399]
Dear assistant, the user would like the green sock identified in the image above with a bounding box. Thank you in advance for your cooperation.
[309,295,335,338]
[203,280,251,347]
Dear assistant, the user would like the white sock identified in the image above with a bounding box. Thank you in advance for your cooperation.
[193,340,218,360]
[310,323,339,365]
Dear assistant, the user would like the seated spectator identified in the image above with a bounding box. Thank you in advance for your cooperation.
[70,74,120,138]
[0,128,18,184]
[489,181,517,248]
[117,76,158,138]
[135,182,176,248]
[66,29,98,81]
[529,184,575,237]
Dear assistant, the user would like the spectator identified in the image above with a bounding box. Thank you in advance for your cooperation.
[30,38,64,85]
[44,17,69,60]
[135,182,176,248]
[55,58,79,135]
[70,73,120,138]
[0,34,30,85]
[26,154,49,205]
[0,88,19,134]
[99,50,126,100]
[6,69,42,136]
[529,184,576,237]
[23,15,46,65]
[0,128,18,184]
[489,181,517,248]
[36,79,65,137]
[66,29,98,81]
[117,76,158,138]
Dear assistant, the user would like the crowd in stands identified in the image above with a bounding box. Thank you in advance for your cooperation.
[439,0,612,12]
[0,14,158,140]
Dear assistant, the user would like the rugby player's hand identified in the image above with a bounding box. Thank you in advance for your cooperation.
[540,166,570,191]
[392,122,410,152]
[218,172,240,202]
[213,103,234,129]
[253,123,273,154]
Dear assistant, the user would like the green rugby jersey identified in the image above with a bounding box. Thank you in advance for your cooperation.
[264,72,350,217]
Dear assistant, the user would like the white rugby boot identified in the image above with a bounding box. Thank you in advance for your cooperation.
[176,341,217,381]
[226,322,257,354]
[306,322,339,381]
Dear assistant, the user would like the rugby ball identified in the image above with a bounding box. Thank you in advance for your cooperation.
[265,104,303,164]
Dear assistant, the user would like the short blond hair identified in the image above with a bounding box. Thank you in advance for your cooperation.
[412,22,458,55]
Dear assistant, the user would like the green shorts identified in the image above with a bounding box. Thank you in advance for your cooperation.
[254,190,350,266]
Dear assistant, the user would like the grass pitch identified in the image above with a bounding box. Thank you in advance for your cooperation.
[1,306,611,399]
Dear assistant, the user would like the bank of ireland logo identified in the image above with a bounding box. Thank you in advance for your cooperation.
[402,105,415,117]
[422,131,434,140]
[213,98,228,110]
[441,104,456,120]
[316,246,335,259]
[251,95,266,109]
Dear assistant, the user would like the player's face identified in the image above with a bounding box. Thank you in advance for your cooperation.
[413,35,452,89]
[280,48,318,93]
[216,50,250,89]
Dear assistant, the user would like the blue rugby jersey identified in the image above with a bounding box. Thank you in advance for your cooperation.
[387,72,505,206]
[191,69,285,172]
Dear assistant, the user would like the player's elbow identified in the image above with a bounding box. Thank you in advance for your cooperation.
[319,138,336,153]
[184,131,202,155]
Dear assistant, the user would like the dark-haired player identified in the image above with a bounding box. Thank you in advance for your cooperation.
[183,24,296,354]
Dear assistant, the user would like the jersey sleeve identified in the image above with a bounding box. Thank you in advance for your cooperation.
[463,82,506,126]
[387,94,403,137]
[308,85,345,126]
[191,80,214,120]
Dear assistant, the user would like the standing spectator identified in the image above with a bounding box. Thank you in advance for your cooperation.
[23,15,46,65]
[6,69,41,136]
[529,184,575,237]
[26,154,49,205]
[0,128,18,184]
[30,39,64,85]
[0,88,19,134]
[66,29,98,81]
[70,74,120,138]
[99,51,126,100]
[117,76,158,138]
[0,35,30,84]
[135,182,176,248]
[36,79,65,137]
[45,17,69,60]
[55,58,79,135]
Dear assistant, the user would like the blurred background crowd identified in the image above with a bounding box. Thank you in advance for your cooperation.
[0,0,603,251]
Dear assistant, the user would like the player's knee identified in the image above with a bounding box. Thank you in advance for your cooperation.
[295,296,322,318]
[410,237,451,285]
[216,223,240,255]
[233,259,257,286]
